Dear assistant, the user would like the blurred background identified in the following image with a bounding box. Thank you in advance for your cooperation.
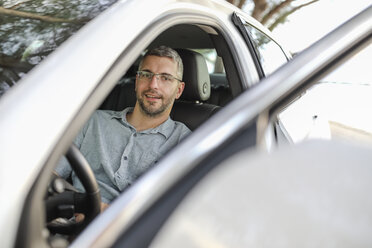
[228,0,370,53]
[229,0,372,145]
[227,0,371,145]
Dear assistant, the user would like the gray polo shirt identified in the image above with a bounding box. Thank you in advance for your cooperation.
[56,107,190,203]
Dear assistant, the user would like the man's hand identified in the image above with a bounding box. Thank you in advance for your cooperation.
[101,202,109,212]
[75,202,109,223]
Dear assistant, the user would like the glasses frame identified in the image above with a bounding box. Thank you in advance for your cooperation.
[136,70,182,83]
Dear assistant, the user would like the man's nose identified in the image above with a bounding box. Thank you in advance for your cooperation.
[148,75,160,89]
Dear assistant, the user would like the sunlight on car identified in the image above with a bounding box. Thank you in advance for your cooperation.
[278,44,372,145]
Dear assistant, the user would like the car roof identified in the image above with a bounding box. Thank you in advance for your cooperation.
[149,24,215,49]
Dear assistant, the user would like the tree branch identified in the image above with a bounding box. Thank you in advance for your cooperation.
[293,0,320,11]
[0,6,84,23]
[8,0,33,9]
[0,56,31,70]
[237,0,247,9]
[268,0,320,30]
[260,0,294,25]
[252,0,268,20]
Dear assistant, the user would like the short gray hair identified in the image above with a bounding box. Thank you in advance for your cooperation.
[139,46,183,80]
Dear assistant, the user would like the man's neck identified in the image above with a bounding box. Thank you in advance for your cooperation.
[126,105,170,131]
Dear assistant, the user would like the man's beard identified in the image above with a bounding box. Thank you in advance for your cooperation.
[137,90,175,117]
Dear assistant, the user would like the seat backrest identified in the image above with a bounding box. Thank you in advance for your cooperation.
[171,49,220,130]
[100,65,137,111]
[208,73,232,106]
[100,79,136,111]
[100,49,220,131]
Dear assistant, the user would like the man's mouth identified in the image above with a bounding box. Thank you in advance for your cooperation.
[144,92,161,102]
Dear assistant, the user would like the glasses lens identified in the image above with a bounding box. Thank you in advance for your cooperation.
[138,71,151,80]
[159,74,172,82]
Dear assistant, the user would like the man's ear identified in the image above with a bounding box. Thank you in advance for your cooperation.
[175,81,185,99]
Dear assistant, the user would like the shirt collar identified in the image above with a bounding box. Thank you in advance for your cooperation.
[110,107,133,122]
[150,117,175,139]
[110,107,175,138]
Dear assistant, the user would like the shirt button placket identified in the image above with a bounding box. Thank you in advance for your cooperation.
[115,131,136,190]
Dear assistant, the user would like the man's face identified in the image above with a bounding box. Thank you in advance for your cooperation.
[135,55,184,117]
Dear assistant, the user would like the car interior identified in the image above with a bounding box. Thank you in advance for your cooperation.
[100,24,240,130]
[41,22,247,245]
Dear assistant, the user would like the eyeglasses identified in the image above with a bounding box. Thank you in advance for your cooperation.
[137,71,181,83]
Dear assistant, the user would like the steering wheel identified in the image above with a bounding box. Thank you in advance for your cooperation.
[45,144,101,235]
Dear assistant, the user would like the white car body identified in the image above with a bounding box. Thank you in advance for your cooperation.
[0,0,370,247]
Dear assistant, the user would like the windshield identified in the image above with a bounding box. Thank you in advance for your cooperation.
[0,0,118,98]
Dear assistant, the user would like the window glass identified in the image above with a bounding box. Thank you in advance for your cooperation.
[244,24,288,76]
[0,0,118,98]
[278,44,372,145]
[192,49,224,74]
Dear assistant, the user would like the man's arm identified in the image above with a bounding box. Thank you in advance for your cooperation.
[54,117,89,178]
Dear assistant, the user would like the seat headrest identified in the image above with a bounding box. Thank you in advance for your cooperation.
[176,49,211,101]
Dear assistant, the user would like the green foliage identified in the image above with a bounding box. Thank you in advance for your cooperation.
[0,0,118,96]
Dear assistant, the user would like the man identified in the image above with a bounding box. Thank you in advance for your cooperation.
[56,46,190,210]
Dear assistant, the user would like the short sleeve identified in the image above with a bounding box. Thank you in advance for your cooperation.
[54,116,90,178]
[55,156,72,178]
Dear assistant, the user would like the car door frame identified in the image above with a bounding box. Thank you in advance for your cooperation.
[232,12,292,81]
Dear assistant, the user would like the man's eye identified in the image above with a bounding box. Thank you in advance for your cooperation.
[143,73,152,79]
[161,75,171,81]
